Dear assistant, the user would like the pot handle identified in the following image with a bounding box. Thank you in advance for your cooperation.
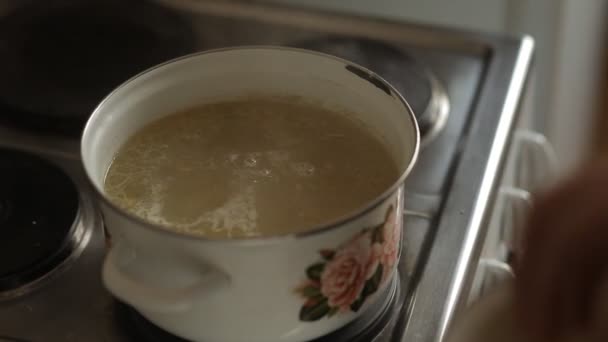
[103,240,229,314]
[514,130,558,191]
[477,258,514,298]
[496,186,533,268]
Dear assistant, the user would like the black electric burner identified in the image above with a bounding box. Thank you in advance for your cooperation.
[0,0,196,137]
[292,38,449,142]
[115,275,401,342]
[0,148,80,293]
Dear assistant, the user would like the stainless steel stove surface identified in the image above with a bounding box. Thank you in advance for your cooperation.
[0,1,533,341]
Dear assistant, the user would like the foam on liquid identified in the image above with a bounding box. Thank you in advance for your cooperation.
[104,97,400,238]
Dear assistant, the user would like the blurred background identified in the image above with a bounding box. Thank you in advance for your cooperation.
[267,0,608,175]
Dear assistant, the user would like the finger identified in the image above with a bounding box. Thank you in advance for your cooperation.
[516,158,608,339]
[520,188,608,338]
[517,164,608,339]
[556,197,608,331]
[546,203,608,336]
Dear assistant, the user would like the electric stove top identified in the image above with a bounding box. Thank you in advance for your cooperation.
[0,1,533,341]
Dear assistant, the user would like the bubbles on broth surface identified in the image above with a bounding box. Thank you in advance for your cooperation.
[104,97,400,238]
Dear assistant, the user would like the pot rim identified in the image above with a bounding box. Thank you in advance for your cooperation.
[81,45,420,245]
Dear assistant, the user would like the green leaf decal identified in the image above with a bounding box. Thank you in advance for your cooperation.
[299,285,321,298]
[350,295,366,312]
[367,264,383,294]
[327,306,339,318]
[372,224,384,244]
[319,249,335,260]
[299,297,330,321]
[350,265,383,312]
[306,263,325,281]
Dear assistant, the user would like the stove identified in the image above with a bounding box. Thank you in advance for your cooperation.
[0,1,534,341]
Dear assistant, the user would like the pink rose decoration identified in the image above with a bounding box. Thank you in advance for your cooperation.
[380,206,401,281]
[296,204,400,321]
[320,233,380,311]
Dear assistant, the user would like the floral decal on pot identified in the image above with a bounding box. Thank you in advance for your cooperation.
[295,205,401,322]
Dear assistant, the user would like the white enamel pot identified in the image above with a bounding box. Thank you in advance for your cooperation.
[81,47,419,342]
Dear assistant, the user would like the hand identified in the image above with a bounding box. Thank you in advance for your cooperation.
[515,157,608,342]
